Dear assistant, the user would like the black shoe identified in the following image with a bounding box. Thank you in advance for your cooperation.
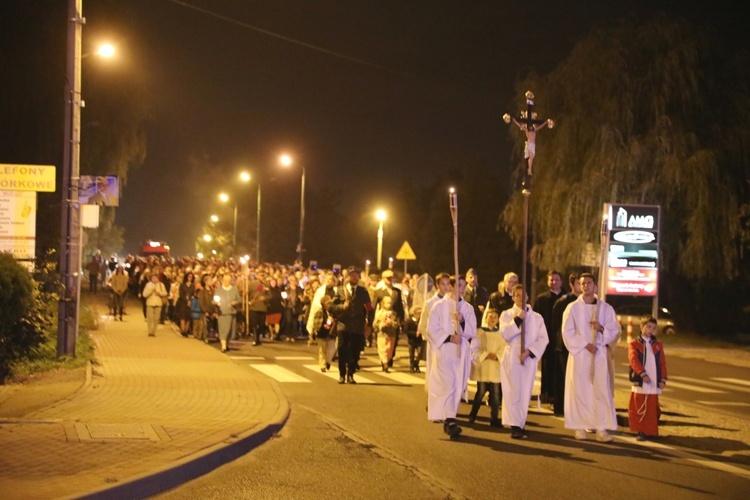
[468,413,477,424]
[490,419,502,428]
[387,359,393,368]
[637,432,647,441]
[326,363,331,370]
[321,367,327,373]
[338,377,346,384]
[511,426,527,439]
[444,421,462,439]
[347,375,356,384]
[414,367,421,373]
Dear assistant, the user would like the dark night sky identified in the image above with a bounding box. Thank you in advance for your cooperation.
[2,0,748,262]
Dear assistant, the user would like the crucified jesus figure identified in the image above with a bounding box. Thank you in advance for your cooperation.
[511,117,554,174]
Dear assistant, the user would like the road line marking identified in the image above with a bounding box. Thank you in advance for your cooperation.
[381,371,425,385]
[617,374,725,394]
[656,379,725,394]
[249,364,311,383]
[695,401,750,407]
[616,435,750,480]
[228,356,265,361]
[711,377,750,388]
[276,356,315,360]
[669,376,750,394]
[302,365,377,384]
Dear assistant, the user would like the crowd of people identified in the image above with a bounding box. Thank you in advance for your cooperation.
[86,252,667,444]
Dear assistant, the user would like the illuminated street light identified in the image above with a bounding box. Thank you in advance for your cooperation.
[279,153,305,264]
[197,252,204,259]
[203,234,212,242]
[210,214,219,223]
[375,209,386,270]
[97,43,115,58]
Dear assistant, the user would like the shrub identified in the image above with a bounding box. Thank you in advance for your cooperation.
[0,252,40,381]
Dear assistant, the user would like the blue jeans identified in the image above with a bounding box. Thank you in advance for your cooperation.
[470,381,500,420]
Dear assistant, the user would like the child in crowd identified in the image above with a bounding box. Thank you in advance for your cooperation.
[313,295,336,372]
[404,305,424,373]
[468,308,503,427]
[628,317,668,441]
[373,295,399,372]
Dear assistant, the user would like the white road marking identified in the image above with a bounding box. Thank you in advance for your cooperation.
[711,377,750,388]
[249,364,311,383]
[229,356,265,361]
[276,356,315,361]
[616,435,750,480]
[302,365,377,384]
[695,401,750,407]
[616,373,724,394]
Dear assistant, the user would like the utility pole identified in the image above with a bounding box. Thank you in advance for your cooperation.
[58,0,84,357]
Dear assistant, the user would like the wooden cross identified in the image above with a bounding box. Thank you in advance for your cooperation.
[503,90,554,195]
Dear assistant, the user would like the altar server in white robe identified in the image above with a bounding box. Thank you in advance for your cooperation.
[562,273,620,442]
[426,275,476,439]
[499,284,548,439]
[418,273,451,396]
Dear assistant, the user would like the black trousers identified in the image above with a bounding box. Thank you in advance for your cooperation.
[249,311,266,342]
[338,330,364,377]
[553,350,569,416]
[540,344,557,404]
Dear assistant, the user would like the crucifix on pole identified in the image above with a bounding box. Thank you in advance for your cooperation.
[503,90,554,359]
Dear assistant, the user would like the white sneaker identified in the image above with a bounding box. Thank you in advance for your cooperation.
[574,430,587,440]
[596,430,614,442]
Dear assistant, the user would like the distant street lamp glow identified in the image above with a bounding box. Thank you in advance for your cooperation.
[240,171,251,182]
[97,43,115,58]
[376,209,387,269]
[210,214,219,223]
[219,192,229,203]
[197,252,204,259]
[203,234,212,242]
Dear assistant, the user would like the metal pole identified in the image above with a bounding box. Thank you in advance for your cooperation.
[233,203,237,252]
[298,167,305,263]
[377,220,383,270]
[58,0,83,358]
[256,184,261,263]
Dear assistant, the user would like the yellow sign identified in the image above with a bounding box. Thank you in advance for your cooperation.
[0,164,56,192]
[396,241,416,260]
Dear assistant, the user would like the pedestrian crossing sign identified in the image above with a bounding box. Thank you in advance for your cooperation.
[396,241,416,260]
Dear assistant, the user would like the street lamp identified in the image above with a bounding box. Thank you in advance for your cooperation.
[210,214,219,223]
[279,154,305,264]
[218,171,250,254]
[203,234,212,242]
[58,0,117,357]
[375,209,386,270]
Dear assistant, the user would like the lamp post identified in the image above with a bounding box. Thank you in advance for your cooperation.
[375,209,386,270]
[218,171,251,255]
[58,0,115,357]
[218,192,236,250]
[280,154,305,264]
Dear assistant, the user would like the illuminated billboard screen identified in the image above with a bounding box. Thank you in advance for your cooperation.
[605,204,660,297]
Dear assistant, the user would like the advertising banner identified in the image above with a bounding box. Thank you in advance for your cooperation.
[0,190,36,259]
[605,204,660,296]
[80,175,120,206]
[0,164,55,192]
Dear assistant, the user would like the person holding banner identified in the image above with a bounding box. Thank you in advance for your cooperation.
[426,275,476,439]
[561,273,619,442]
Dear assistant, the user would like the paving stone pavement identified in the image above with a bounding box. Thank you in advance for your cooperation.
[0,311,289,500]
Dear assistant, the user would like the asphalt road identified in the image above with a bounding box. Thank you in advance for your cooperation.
[157,336,750,499]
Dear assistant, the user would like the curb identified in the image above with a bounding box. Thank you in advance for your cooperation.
[66,346,291,499]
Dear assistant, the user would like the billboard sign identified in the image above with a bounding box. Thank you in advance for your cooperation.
[605,204,660,296]
[80,175,120,206]
[0,190,36,259]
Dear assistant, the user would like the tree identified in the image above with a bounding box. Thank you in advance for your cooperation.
[501,17,750,331]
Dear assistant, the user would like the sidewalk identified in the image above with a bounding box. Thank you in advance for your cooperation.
[0,304,289,499]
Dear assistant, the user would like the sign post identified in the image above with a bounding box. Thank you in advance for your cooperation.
[395,240,417,275]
